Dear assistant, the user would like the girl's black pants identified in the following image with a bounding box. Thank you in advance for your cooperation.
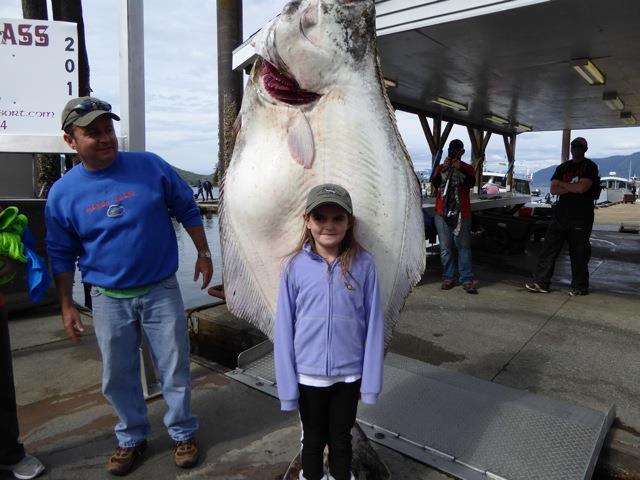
[298,380,360,480]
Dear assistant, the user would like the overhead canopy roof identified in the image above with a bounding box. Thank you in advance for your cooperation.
[377,0,640,133]
[233,0,640,134]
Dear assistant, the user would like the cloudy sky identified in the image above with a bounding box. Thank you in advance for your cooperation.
[2,0,639,175]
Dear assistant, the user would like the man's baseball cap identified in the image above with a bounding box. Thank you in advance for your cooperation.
[305,184,353,215]
[570,137,588,148]
[61,96,120,131]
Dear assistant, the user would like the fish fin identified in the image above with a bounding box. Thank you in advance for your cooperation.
[218,184,276,339]
[287,111,315,169]
[233,114,242,138]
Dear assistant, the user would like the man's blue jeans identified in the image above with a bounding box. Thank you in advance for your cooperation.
[91,275,198,447]
[434,215,474,283]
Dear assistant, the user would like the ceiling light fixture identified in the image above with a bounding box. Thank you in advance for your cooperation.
[515,122,533,132]
[431,96,467,111]
[483,113,510,126]
[621,111,637,125]
[571,58,606,85]
[603,92,624,111]
[384,78,397,89]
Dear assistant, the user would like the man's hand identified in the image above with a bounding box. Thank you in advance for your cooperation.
[443,157,462,170]
[61,303,85,342]
[194,257,213,290]
[53,271,84,342]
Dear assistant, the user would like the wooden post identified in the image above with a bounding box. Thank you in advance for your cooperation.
[440,121,454,152]
[467,127,491,194]
[52,0,91,96]
[217,0,243,180]
[561,129,571,163]
[22,0,61,194]
[504,133,517,191]
[418,114,436,156]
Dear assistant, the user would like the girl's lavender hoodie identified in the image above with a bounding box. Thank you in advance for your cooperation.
[274,243,384,411]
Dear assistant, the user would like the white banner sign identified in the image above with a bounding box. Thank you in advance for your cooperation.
[0,18,78,138]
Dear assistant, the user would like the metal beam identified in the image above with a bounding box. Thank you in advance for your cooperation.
[119,0,145,152]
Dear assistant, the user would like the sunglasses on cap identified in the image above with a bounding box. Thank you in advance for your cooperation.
[62,99,112,129]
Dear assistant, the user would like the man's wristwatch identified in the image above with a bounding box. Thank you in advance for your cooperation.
[198,250,212,259]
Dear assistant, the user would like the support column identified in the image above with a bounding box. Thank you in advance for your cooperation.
[467,127,491,194]
[217,0,243,180]
[561,129,571,163]
[504,133,516,191]
[52,0,90,96]
[119,0,145,152]
[418,114,454,172]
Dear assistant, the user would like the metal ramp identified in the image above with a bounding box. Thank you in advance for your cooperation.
[226,342,615,480]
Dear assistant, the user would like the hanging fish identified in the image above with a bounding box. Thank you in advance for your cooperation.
[219,0,425,346]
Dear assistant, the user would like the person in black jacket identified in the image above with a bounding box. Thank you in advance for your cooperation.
[526,137,599,296]
[203,180,214,201]
[0,256,45,479]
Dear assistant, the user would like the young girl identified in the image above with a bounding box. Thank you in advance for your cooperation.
[274,184,384,480]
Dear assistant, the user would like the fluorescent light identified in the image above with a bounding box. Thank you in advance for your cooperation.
[621,111,637,125]
[603,92,624,111]
[384,78,397,89]
[571,58,605,85]
[431,96,467,111]
[515,122,533,132]
[483,113,510,126]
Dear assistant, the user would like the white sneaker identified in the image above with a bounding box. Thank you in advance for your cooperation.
[0,454,45,480]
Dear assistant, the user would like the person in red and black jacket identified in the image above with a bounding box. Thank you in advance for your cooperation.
[431,139,478,294]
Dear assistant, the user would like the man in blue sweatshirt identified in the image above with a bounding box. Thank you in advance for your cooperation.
[45,97,213,476]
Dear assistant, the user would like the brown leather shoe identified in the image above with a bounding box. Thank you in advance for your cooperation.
[463,281,478,294]
[174,438,198,468]
[106,441,147,476]
[441,279,454,290]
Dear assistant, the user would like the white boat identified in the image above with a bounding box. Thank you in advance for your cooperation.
[482,171,533,196]
[598,172,632,204]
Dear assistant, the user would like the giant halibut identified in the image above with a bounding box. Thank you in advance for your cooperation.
[220,0,425,344]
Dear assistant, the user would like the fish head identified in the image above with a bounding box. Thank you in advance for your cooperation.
[254,0,376,94]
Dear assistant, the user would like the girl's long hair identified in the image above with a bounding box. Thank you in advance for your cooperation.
[287,210,363,278]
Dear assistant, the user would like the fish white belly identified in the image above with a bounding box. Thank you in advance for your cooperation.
[221,86,425,342]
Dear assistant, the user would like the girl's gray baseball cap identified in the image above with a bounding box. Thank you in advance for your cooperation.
[61,96,120,130]
[305,184,353,215]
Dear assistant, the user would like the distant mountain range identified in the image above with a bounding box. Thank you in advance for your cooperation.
[172,166,215,186]
[533,151,640,186]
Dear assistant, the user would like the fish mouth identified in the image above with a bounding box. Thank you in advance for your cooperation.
[260,58,321,106]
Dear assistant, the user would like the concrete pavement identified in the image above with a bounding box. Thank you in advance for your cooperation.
[4,230,639,479]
